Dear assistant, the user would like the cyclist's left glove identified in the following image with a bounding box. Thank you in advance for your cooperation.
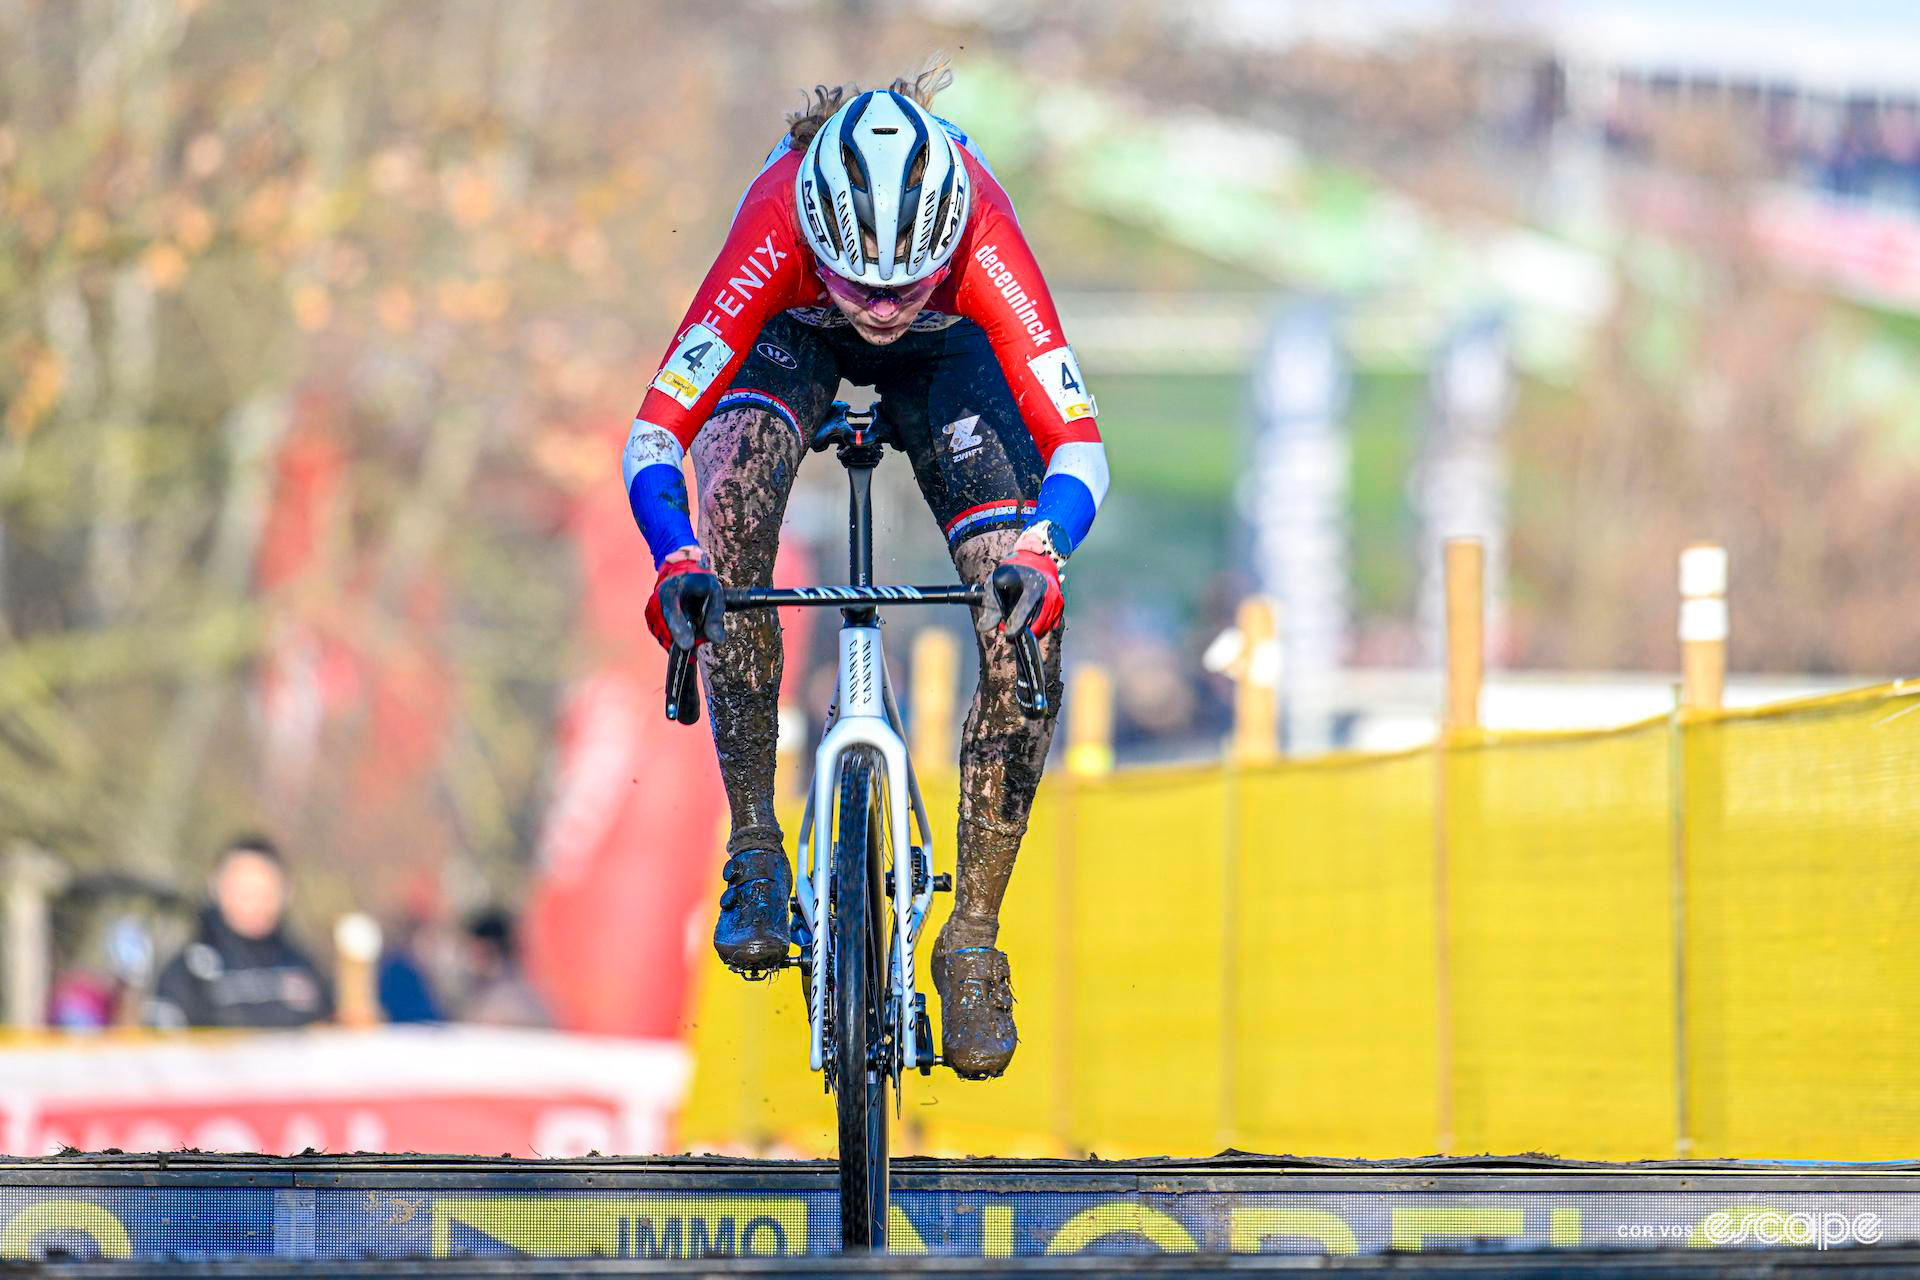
[646,548,727,651]
[994,521,1068,638]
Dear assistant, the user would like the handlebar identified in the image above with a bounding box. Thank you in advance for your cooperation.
[725,584,983,608]
[662,578,1048,723]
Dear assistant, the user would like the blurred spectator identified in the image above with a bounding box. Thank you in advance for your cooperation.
[47,970,116,1031]
[145,835,334,1029]
[456,908,549,1028]
[377,914,444,1023]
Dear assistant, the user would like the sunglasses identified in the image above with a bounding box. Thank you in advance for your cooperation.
[817,264,950,310]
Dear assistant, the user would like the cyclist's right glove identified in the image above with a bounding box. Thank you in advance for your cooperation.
[646,551,726,651]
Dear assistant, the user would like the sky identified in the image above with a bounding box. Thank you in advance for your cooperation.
[1549,0,1920,94]
[1211,0,1920,93]
[1216,0,1918,40]
[1571,0,1915,31]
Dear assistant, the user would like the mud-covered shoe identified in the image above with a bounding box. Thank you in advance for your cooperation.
[713,847,791,974]
[932,945,1017,1079]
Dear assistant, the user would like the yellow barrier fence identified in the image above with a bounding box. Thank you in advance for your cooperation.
[679,681,1920,1161]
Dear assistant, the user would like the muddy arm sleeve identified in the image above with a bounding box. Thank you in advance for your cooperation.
[622,419,696,567]
[951,161,1109,556]
[623,150,810,566]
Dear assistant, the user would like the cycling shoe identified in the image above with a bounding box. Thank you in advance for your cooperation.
[713,845,791,975]
[932,944,1017,1079]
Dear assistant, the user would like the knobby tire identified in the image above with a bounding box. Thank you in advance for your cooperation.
[831,746,890,1250]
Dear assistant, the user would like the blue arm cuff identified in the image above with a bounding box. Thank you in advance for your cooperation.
[1032,473,1096,555]
[627,463,699,569]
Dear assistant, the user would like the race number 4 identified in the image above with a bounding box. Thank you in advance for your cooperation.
[652,323,735,409]
[1027,346,1097,425]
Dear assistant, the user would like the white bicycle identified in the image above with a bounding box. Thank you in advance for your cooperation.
[662,400,1048,1252]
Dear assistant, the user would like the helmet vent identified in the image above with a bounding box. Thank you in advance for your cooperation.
[841,145,867,191]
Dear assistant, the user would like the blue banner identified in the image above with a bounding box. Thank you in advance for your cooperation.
[6,1184,1920,1261]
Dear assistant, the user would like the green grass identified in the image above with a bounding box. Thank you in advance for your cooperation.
[1071,366,1427,627]
[1094,371,1246,502]
[1070,371,1246,623]
[1346,371,1425,616]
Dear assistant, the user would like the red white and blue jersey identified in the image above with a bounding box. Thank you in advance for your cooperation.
[623,123,1108,566]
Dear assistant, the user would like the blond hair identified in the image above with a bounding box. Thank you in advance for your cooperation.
[786,54,955,151]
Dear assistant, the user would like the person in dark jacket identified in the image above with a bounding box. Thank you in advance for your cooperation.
[456,908,549,1028]
[146,835,334,1029]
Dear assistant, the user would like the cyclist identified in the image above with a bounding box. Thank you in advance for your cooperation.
[622,64,1108,1079]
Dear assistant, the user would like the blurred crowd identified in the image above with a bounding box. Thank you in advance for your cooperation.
[44,833,548,1032]
[1600,76,1920,208]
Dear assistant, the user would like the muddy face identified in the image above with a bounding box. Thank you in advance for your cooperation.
[817,268,941,346]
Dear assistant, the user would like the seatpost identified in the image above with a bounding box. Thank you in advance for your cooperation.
[847,462,874,589]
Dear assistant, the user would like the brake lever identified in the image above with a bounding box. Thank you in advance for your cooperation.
[1010,626,1047,720]
[662,583,709,725]
[990,564,1049,721]
[664,643,699,724]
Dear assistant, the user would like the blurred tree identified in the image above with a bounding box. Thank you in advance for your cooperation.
[0,0,841,910]
[0,0,1066,921]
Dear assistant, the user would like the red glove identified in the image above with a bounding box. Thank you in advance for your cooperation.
[995,549,1065,638]
[646,557,725,651]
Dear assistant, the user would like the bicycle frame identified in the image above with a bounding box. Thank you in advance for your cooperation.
[795,623,931,1075]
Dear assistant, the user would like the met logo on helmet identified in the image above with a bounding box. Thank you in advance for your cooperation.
[800,179,827,243]
[938,174,967,251]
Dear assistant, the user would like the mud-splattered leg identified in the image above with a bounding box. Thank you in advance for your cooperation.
[690,407,804,854]
[941,527,1066,947]
[932,528,1064,1076]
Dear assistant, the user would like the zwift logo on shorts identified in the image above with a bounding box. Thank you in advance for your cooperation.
[944,415,984,461]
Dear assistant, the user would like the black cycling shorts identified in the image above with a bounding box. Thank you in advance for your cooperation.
[713,311,1046,547]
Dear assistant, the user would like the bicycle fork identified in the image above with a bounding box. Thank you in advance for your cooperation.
[797,622,944,1080]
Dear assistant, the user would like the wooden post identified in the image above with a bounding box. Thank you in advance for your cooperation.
[1444,538,1484,732]
[332,912,383,1028]
[3,845,66,1031]
[1674,543,1729,1152]
[1065,664,1115,777]
[1230,597,1281,763]
[910,626,960,772]
[1679,544,1727,712]
[1434,537,1485,1157]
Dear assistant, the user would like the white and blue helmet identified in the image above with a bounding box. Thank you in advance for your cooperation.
[794,89,971,287]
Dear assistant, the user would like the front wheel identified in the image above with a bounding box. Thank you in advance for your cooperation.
[830,746,890,1250]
